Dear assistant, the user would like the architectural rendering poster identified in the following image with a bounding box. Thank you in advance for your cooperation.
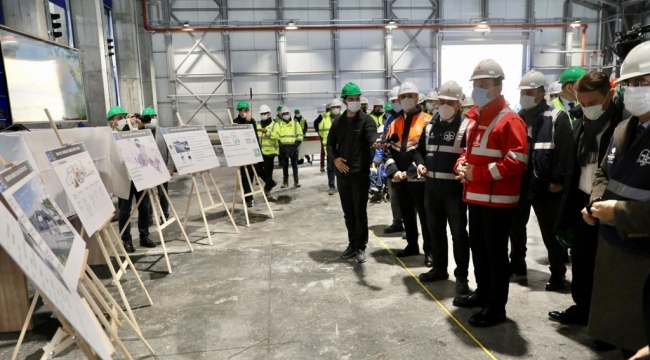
[112,130,171,192]
[46,143,115,236]
[160,125,221,175]
[216,124,263,167]
[0,160,85,289]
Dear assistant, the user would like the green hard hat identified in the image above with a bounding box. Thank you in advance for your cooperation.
[294,109,300,114]
[277,105,283,111]
[384,102,393,111]
[341,82,362,98]
[142,107,156,116]
[559,66,587,85]
[106,106,128,121]
[236,100,250,110]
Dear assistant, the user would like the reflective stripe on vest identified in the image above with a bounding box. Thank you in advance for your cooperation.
[465,191,520,204]
[531,107,560,179]
[388,112,430,152]
[607,179,650,201]
[425,172,456,180]
[370,113,383,127]
[468,108,527,163]
[423,116,468,186]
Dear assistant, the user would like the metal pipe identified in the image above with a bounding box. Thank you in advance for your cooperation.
[540,49,599,53]
[581,25,587,66]
[168,89,393,97]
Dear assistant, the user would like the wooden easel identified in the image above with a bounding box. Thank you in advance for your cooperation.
[117,115,193,274]
[174,113,238,245]
[226,109,274,227]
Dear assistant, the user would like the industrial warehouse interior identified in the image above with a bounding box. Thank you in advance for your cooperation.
[0,0,649,359]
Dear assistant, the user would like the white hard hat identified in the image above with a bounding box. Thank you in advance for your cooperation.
[388,86,400,101]
[418,93,427,104]
[398,82,419,96]
[437,81,463,101]
[259,104,271,114]
[547,81,562,95]
[518,70,548,90]
[470,59,506,80]
[426,91,438,101]
[373,98,385,107]
[462,97,475,107]
[281,106,291,114]
[360,96,369,105]
[330,98,342,107]
[617,41,650,83]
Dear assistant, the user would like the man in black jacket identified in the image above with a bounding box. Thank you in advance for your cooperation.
[328,82,379,263]
[234,100,258,207]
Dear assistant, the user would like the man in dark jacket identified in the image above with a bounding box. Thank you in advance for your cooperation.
[328,82,379,264]
[234,100,258,207]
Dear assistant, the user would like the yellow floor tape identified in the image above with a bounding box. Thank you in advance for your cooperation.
[370,231,498,360]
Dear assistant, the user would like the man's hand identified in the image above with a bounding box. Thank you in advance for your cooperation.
[392,171,407,182]
[629,345,649,360]
[334,157,349,173]
[591,200,618,223]
[455,162,472,183]
[259,128,268,134]
[168,169,174,176]
[417,164,427,177]
[581,207,598,226]
[465,164,474,182]
[245,112,252,121]
[548,183,563,193]
[372,139,381,149]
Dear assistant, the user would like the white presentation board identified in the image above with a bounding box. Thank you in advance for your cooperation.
[159,125,220,175]
[216,124,263,167]
[0,160,85,290]
[45,143,115,236]
[112,130,171,192]
[0,203,113,359]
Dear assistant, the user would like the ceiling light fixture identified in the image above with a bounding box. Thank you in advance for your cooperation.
[183,21,190,27]
[474,21,490,32]
[570,19,581,28]
[285,21,298,30]
[386,20,398,30]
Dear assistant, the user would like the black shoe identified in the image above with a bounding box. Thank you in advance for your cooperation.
[246,199,255,208]
[509,260,527,277]
[418,269,449,282]
[453,292,485,308]
[401,232,407,240]
[139,238,157,248]
[124,241,135,253]
[545,275,566,292]
[297,158,305,165]
[592,340,616,352]
[305,155,311,163]
[424,253,433,267]
[396,247,419,257]
[383,223,404,234]
[469,309,506,327]
[548,305,588,325]
[340,246,356,259]
[355,249,367,263]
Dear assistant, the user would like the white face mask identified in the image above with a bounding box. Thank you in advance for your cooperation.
[117,119,127,130]
[391,101,402,113]
[472,87,493,108]
[145,118,157,129]
[282,114,291,121]
[426,102,436,110]
[582,103,606,121]
[346,101,361,113]
[331,108,341,116]
[438,104,456,121]
[400,98,416,113]
[519,95,539,110]
[624,86,650,117]
[261,114,270,120]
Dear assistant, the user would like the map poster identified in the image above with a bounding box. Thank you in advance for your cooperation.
[216,124,263,167]
[112,130,171,192]
[159,125,221,175]
[45,143,115,236]
[0,202,114,359]
[0,160,86,289]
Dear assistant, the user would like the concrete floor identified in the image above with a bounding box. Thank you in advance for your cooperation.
[0,159,623,360]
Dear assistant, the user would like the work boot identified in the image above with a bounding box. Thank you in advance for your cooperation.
[139,237,156,248]
[418,269,449,282]
[355,249,367,263]
[383,223,404,234]
[124,241,135,253]
[298,158,305,165]
[246,199,255,208]
[320,167,325,173]
[456,278,470,295]
[545,274,566,292]
[340,246,356,259]
[294,179,301,188]
[306,155,312,164]
[328,188,336,196]
[281,179,289,188]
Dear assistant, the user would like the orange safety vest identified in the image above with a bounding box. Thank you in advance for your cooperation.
[387,112,432,152]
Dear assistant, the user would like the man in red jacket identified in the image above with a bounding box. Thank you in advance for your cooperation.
[452,59,528,327]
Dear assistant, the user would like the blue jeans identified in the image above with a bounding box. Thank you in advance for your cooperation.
[369,168,381,189]
[327,156,335,189]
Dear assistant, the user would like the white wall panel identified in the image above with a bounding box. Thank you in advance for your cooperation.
[286,74,333,94]
[338,9,383,22]
[489,0,526,20]
[152,34,166,52]
[231,51,277,72]
[153,53,168,77]
[339,49,383,71]
[287,50,333,72]
[228,9,276,22]
[230,32,276,51]
[393,49,432,70]
[286,31,331,51]
[233,76,278,95]
[340,73,384,93]
[340,30,383,49]
[175,53,227,74]
[534,0,565,19]
[442,0,480,21]
[284,9,329,22]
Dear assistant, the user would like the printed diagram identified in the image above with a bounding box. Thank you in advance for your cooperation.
[13,177,75,266]
[20,227,69,290]
[169,139,194,164]
[64,161,94,188]
[124,138,165,174]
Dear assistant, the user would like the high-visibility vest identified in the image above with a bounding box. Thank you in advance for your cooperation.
[424,114,468,191]
[552,97,577,127]
[319,112,333,154]
[369,113,384,128]
[387,112,431,152]
[531,106,562,181]
[278,119,303,145]
[257,121,280,155]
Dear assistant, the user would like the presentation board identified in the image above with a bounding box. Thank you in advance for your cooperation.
[216,124,263,167]
[0,160,85,289]
[159,125,220,175]
[113,130,171,192]
[45,143,114,236]
[0,203,113,359]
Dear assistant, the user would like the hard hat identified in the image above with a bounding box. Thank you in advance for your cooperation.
[437,81,463,101]
[373,98,385,107]
[559,66,587,84]
[325,103,332,109]
[330,98,342,107]
[277,105,283,111]
[294,109,300,114]
[388,86,400,101]
[236,100,250,110]
[418,93,427,104]
[461,97,475,107]
[518,70,548,90]
[397,82,419,96]
[142,107,157,116]
[547,81,562,95]
[259,104,271,114]
[616,41,650,83]
[384,102,393,111]
[470,59,505,80]
[106,106,128,121]
[281,106,291,114]
[610,78,619,89]
[360,96,369,105]
[426,91,438,101]
[341,82,362,98]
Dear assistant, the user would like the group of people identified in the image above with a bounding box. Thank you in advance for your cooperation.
[324,43,650,359]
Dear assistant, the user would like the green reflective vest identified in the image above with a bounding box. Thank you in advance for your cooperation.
[257,121,280,155]
[552,97,578,127]
[278,119,303,145]
[318,112,333,155]
[369,113,384,128]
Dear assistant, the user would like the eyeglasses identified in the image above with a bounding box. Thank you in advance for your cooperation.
[625,80,650,88]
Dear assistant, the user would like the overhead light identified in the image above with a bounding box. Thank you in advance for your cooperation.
[474,21,490,32]
[386,20,398,30]
[570,19,581,28]
[182,28,194,31]
[285,21,298,30]
[183,21,190,28]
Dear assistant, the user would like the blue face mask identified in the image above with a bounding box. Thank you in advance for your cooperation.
[471,87,492,108]
[392,101,402,113]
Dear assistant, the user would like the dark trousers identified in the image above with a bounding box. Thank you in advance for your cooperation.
[118,182,151,243]
[282,154,299,180]
[148,182,170,221]
[239,165,255,202]
[570,190,600,314]
[337,175,370,250]
[532,194,567,277]
[425,188,470,279]
[258,154,276,191]
[387,178,403,225]
[508,196,531,265]
[320,143,325,170]
[326,156,335,189]
[396,181,431,254]
[469,204,514,314]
